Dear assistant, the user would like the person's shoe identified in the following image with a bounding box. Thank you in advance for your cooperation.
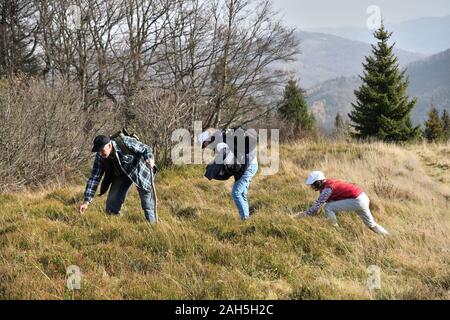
[370,224,389,236]
[105,209,120,216]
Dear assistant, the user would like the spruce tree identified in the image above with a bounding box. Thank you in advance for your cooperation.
[441,109,450,141]
[349,23,420,142]
[424,108,445,142]
[278,79,315,134]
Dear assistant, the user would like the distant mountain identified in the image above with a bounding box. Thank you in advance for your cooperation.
[286,31,424,89]
[307,76,361,132]
[307,49,450,131]
[309,15,450,55]
[407,49,450,123]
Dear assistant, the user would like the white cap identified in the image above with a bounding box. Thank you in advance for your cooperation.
[305,171,326,185]
[198,131,211,145]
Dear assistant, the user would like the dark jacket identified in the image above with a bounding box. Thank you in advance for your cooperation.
[84,136,154,202]
[204,128,257,181]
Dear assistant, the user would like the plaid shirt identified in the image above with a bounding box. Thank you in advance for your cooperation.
[84,136,154,203]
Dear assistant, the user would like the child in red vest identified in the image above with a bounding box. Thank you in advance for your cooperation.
[302,171,389,235]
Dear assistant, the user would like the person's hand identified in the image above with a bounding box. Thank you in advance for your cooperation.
[79,201,89,214]
[295,212,308,219]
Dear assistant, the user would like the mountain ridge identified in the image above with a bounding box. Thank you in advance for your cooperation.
[306,49,450,130]
[286,31,425,89]
[307,15,450,55]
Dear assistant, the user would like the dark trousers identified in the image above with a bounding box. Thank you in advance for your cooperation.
[105,175,155,223]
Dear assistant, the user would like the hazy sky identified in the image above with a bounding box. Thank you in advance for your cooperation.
[271,0,450,29]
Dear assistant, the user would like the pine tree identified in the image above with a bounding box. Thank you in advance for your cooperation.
[348,23,420,142]
[424,108,445,142]
[278,79,315,134]
[441,109,450,141]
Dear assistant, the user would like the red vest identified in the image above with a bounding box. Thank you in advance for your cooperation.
[324,179,363,202]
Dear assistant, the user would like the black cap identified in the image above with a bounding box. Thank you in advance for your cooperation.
[91,135,111,152]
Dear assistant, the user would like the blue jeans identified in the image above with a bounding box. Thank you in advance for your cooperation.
[231,163,258,221]
[106,175,156,223]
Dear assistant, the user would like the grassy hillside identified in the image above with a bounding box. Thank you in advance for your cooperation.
[0,142,449,300]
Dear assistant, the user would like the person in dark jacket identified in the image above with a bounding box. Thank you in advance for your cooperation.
[199,128,258,221]
[78,134,156,223]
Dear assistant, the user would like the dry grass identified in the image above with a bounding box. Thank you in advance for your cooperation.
[412,142,450,186]
[0,142,449,300]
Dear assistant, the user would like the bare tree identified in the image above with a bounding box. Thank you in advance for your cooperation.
[129,87,194,165]
[158,0,299,129]
[37,0,124,107]
[157,0,221,122]
[205,0,299,128]
[0,0,40,77]
[85,0,123,104]
[113,0,174,100]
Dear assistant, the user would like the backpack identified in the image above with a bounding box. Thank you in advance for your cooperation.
[110,127,157,174]
[110,128,140,156]
[204,126,258,181]
[223,126,257,174]
[204,162,233,181]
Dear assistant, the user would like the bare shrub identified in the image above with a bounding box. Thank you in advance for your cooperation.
[371,167,401,199]
[124,88,196,166]
[0,77,112,191]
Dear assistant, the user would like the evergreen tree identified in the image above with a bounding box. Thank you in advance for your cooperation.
[441,109,450,141]
[349,23,420,142]
[424,108,445,142]
[278,79,315,134]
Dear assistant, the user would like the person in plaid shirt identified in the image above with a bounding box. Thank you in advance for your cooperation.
[78,134,156,223]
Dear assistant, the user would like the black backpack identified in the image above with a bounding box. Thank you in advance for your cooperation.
[110,128,140,156]
[204,126,258,181]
